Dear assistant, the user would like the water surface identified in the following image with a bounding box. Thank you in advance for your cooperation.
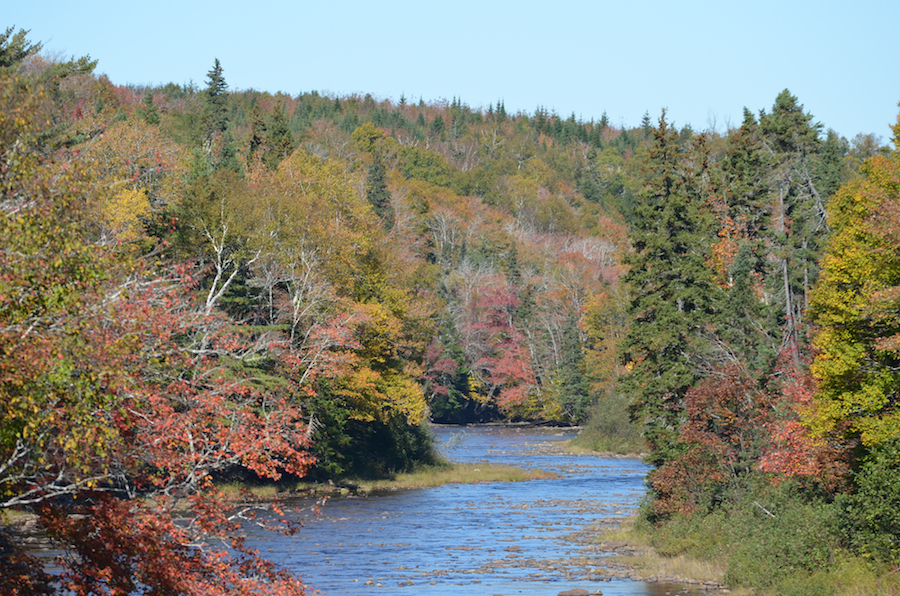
[247,425,702,596]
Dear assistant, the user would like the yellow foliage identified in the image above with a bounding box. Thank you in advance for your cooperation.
[810,114,900,448]
[101,187,151,242]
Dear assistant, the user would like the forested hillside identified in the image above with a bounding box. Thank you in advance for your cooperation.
[2,26,899,595]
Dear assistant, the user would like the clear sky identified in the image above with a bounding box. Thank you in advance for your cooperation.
[7,1,899,141]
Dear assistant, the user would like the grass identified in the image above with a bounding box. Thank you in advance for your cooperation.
[601,513,900,596]
[213,462,558,501]
[598,515,741,591]
[351,462,559,492]
[569,391,646,456]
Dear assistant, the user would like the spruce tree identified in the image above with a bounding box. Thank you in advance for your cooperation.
[262,102,295,169]
[246,104,266,168]
[139,89,160,125]
[617,111,716,466]
[366,155,392,226]
[201,58,228,144]
[0,26,43,71]
[558,312,591,421]
[599,111,610,130]
[759,89,827,360]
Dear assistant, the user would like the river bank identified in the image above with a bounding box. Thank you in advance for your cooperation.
[5,426,726,596]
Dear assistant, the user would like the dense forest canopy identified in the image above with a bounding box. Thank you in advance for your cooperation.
[2,26,900,595]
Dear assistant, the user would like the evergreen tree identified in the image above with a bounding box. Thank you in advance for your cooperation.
[599,111,610,130]
[430,114,445,137]
[262,102,295,169]
[759,89,828,361]
[0,26,42,71]
[722,109,770,241]
[246,104,266,168]
[558,312,591,421]
[366,155,392,226]
[641,111,652,139]
[202,58,228,141]
[139,89,160,125]
[218,129,242,174]
[618,111,716,466]
[714,242,777,375]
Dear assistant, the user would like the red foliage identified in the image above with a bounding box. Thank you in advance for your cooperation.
[42,495,308,596]
[1,261,315,593]
[462,286,537,409]
[648,366,770,515]
[758,357,850,489]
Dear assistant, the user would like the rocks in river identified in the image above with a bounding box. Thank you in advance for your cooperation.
[557,589,591,596]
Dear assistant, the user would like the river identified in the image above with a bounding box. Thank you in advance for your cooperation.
[245,425,706,596]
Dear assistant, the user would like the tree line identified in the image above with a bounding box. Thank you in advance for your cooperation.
[2,24,896,594]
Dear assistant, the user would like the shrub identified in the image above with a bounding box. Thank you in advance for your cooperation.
[841,438,900,566]
[572,391,645,454]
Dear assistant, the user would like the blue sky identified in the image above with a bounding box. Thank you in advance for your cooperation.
[7,1,899,140]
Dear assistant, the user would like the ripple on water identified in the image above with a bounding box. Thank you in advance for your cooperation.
[243,426,706,596]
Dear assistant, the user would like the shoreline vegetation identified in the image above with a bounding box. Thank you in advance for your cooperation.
[601,513,900,596]
[217,461,561,501]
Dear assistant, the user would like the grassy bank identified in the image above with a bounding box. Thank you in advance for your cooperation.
[352,462,558,491]
[602,510,900,596]
[569,391,646,456]
[216,461,558,501]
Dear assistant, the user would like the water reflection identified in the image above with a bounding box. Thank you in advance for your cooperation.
[245,426,704,596]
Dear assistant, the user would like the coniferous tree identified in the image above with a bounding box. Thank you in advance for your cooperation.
[202,58,228,142]
[558,312,591,421]
[366,155,392,226]
[218,129,242,174]
[618,111,716,466]
[139,89,160,125]
[641,111,652,139]
[246,104,266,168]
[0,26,42,71]
[599,111,610,130]
[262,102,295,169]
[760,90,828,360]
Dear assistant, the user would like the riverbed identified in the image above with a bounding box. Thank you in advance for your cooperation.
[245,425,706,596]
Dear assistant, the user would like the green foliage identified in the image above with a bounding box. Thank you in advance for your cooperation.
[760,89,829,358]
[555,313,591,420]
[262,101,295,169]
[642,478,845,594]
[617,111,716,465]
[0,26,43,70]
[366,155,392,224]
[138,89,160,125]
[841,438,900,565]
[722,484,842,590]
[201,58,228,140]
[397,144,452,187]
[572,391,644,454]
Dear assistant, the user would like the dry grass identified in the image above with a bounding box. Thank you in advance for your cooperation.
[598,515,751,594]
[354,462,558,491]
[216,481,293,501]
[557,439,644,459]
[617,551,732,585]
[212,463,557,500]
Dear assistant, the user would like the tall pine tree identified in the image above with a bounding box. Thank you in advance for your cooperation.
[202,58,228,142]
[760,90,828,362]
[618,111,716,466]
